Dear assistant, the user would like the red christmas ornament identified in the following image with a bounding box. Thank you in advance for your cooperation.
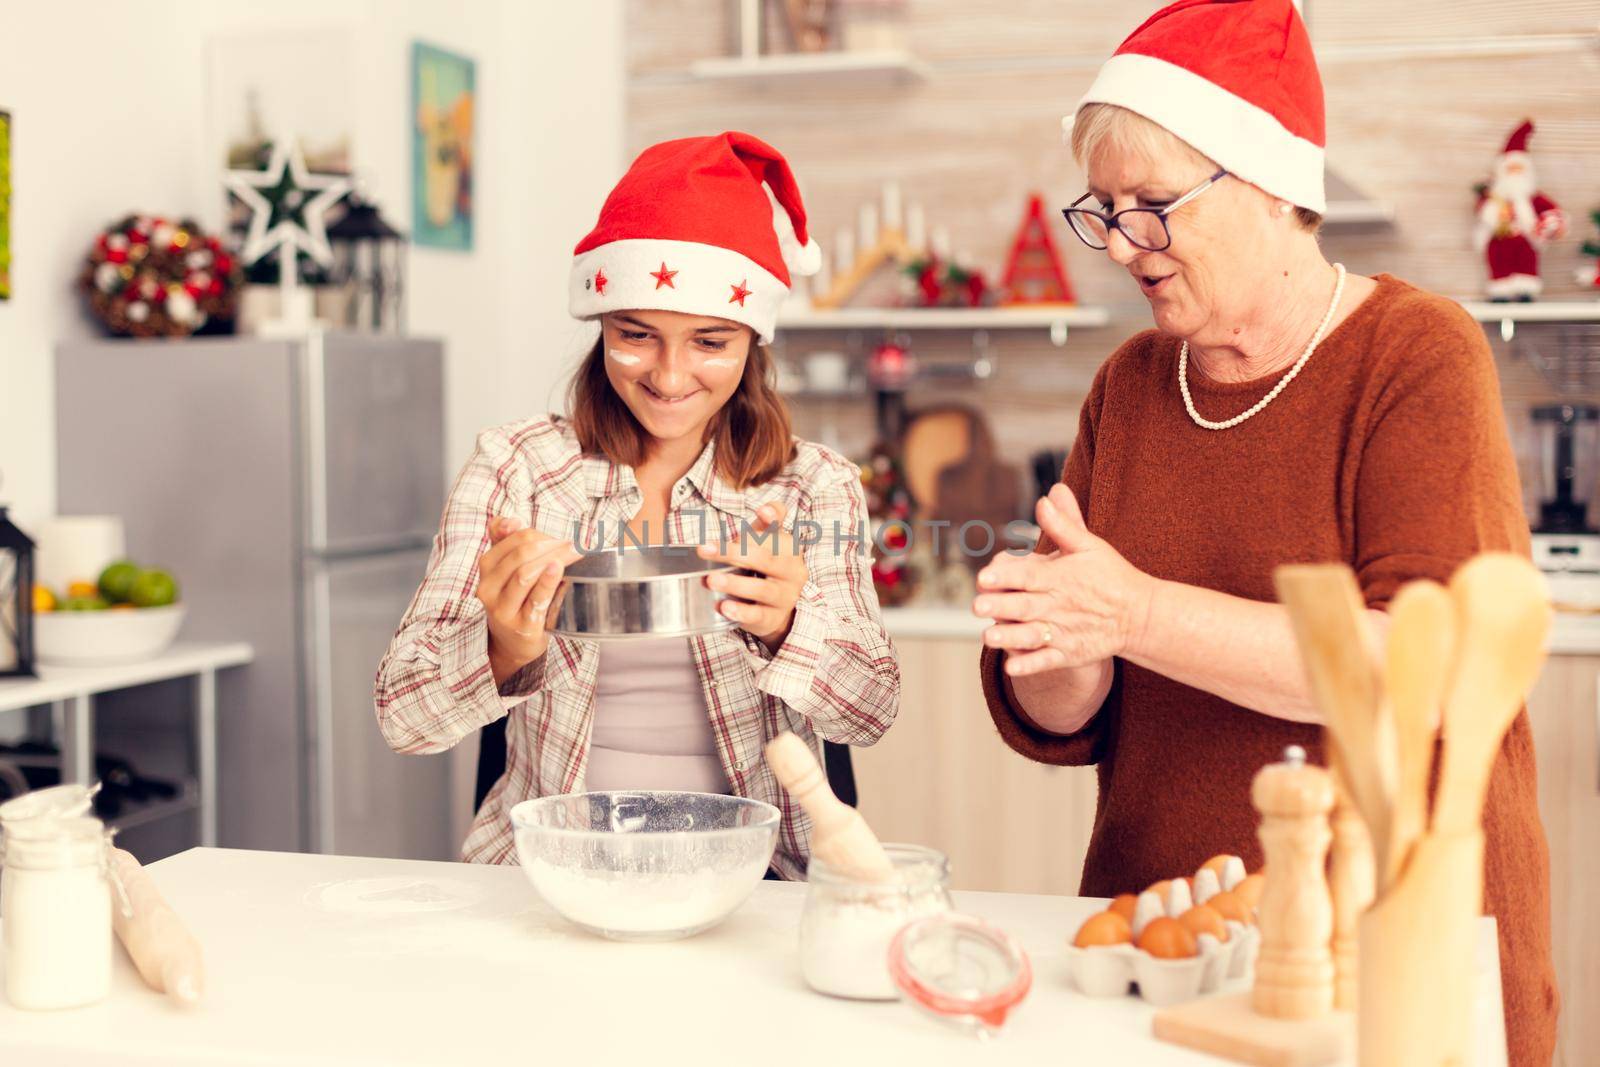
[79,213,243,337]
[1000,193,1077,305]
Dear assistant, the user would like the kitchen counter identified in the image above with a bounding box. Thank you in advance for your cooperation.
[0,848,1239,1066]
[884,606,1600,654]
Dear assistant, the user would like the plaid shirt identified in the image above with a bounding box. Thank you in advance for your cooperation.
[374,415,899,878]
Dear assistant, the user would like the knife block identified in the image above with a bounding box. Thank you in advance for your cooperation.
[1358,830,1482,1067]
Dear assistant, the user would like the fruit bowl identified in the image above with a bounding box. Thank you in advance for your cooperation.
[35,605,186,666]
[510,791,779,941]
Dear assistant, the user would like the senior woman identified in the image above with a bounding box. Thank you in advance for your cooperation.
[972,2,1557,1062]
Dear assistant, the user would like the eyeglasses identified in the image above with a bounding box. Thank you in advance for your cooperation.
[1062,168,1229,252]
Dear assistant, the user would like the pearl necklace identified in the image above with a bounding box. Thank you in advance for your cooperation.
[1179,262,1347,431]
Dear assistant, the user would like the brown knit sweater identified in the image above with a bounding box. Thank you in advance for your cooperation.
[981,274,1557,1066]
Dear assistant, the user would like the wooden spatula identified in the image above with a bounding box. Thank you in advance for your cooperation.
[764,732,895,882]
[1432,554,1551,835]
[1275,564,1398,869]
[1382,579,1457,889]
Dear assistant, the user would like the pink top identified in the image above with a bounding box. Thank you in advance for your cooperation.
[584,637,730,795]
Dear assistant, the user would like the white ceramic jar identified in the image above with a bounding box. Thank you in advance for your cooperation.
[799,843,952,1000]
[1,815,114,1010]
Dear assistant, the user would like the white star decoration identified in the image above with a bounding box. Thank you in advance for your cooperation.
[223,138,351,271]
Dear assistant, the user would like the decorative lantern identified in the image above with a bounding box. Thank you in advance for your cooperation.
[0,505,36,678]
[327,194,407,334]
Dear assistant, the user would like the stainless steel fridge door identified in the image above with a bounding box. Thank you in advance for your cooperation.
[303,332,446,555]
[306,548,453,860]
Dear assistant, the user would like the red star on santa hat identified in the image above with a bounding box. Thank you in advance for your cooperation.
[594,269,608,295]
[651,262,678,289]
[729,279,752,306]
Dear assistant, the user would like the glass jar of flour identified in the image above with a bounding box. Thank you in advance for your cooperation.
[0,783,98,912]
[2,815,115,1010]
[799,843,952,1000]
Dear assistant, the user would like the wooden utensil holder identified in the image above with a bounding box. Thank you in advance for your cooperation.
[1358,830,1482,1067]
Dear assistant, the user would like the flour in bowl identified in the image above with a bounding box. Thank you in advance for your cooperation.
[526,858,770,937]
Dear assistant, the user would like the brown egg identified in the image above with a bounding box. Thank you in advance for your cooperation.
[1146,879,1172,899]
[1108,894,1138,922]
[1074,910,1133,948]
[1208,890,1252,925]
[1178,904,1230,943]
[1199,854,1237,879]
[1137,916,1199,959]
[1234,873,1266,912]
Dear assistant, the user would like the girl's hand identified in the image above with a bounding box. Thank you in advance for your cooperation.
[476,517,580,684]
[972,485,1157,677]
[697,502,807,653]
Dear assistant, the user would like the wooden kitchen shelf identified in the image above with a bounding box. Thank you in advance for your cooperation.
[1457,300,1600,324]
[778,304,1111,343]
[689,50,929,87]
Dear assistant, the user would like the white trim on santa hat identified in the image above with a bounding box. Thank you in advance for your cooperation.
[569,238,789,344]
[1077,53,1327,214]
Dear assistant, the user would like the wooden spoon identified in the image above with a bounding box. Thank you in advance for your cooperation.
[764,733,895,882]
[1382,579,1457,888]
[1274,564,1398,869]
[1432,554,1551,835]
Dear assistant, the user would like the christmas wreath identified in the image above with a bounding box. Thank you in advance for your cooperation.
[79,215,242,337]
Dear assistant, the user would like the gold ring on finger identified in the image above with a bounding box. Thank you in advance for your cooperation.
[1038,624,1053,645]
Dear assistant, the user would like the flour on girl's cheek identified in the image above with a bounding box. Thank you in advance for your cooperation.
[607,349,642,366]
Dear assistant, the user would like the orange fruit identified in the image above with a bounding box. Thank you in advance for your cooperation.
[1074,910,1133,948]
[1138,917,1199,959]
[67,580,98,599]
[32,585,56,612]
[1179,904,1230,943]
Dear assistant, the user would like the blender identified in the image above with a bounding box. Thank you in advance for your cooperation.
[1529,404,1600,609]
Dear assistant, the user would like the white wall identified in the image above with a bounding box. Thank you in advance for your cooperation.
[0,0,623,526]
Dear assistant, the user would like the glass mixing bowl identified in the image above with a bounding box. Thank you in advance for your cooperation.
[510,791,780,941]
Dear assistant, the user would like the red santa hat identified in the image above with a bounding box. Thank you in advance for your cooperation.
[1071,0,1327,213]
[1502,119,1535,157]
[569,132,821,344]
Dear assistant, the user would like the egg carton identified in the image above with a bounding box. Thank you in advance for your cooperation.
[1064,921,1259,1007]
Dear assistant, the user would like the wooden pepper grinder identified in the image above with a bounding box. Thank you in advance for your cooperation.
[1328,769,1375,1013]
[1252,744,1336,1020]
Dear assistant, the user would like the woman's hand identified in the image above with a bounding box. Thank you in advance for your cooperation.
[477,517,579,685]
[697,502,807,653]
[973,485,1158,678]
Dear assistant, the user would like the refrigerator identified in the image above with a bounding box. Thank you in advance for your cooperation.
[55,331,453,859]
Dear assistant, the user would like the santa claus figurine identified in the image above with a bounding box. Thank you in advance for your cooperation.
[1474,119,1567,301]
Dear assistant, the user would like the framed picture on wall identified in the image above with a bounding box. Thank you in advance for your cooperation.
[411,42,475,252]
[1,110,11,301]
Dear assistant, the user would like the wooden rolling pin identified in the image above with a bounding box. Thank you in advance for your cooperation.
[764,733,894,882]
[110,848,204,1006]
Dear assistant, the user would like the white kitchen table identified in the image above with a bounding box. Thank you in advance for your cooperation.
[0,848,1505,1067]
[0,848,1231,1066]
